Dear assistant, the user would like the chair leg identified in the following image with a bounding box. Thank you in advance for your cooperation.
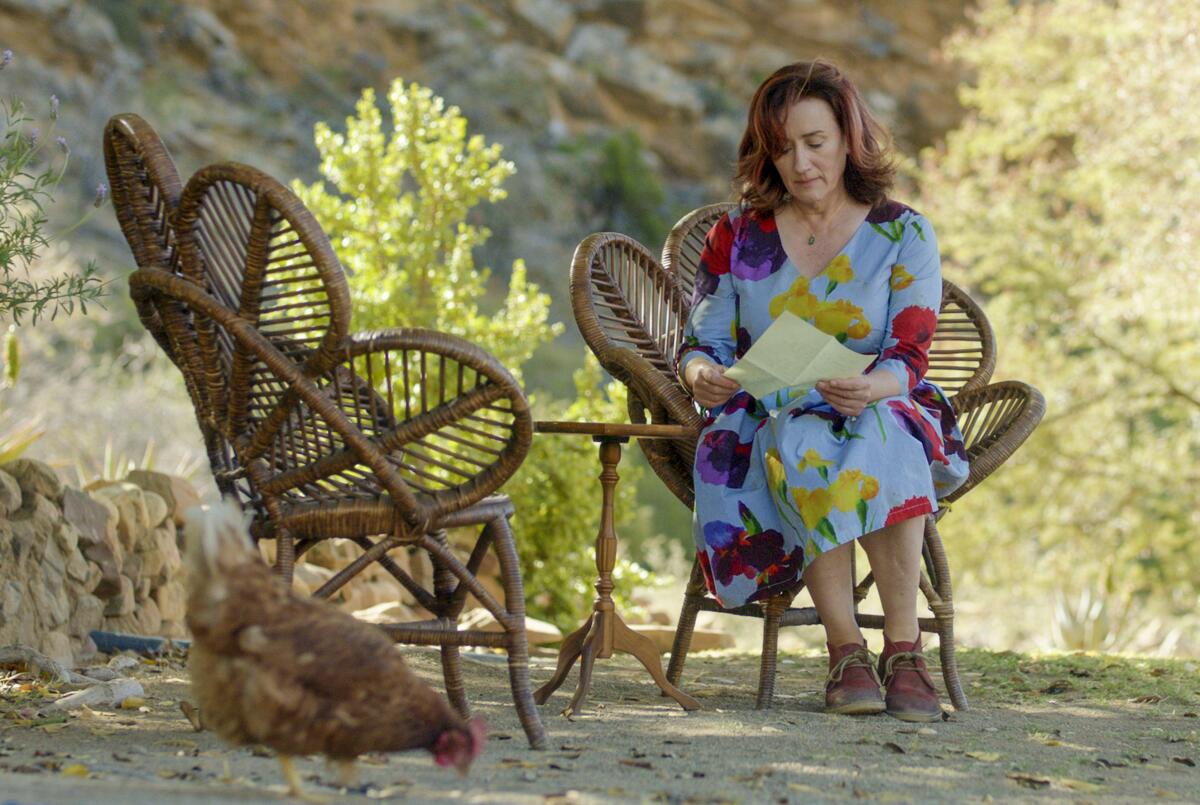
[924,518,968,711]
[755,594,788,710]
[430,529,470,719]
[665,558,706,688]
[488,515,547,750]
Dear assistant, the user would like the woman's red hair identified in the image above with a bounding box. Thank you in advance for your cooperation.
[736,60,895,213]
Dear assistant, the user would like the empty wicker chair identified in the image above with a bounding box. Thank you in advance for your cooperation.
[107,117,545,748]
[570,202,1046,710]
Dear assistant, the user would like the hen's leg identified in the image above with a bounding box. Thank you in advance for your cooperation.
[278,755,328,803]
[335,759,359,789]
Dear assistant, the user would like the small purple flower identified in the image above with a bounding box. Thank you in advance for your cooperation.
[49,94,59,119]
[0,50,12,70]
[93,183,108,207]
[55,135,67,152]
[28,127,38,146]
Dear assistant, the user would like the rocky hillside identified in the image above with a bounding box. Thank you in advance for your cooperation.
[0,0,969,393]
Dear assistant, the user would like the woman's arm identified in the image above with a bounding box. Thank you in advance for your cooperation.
[676,214,741,407]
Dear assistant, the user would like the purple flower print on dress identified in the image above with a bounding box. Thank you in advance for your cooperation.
[735,326,752,359]
[696,428,753,487]
[731,215,787,280]
[887,399,949,466]
[912,382,967,462]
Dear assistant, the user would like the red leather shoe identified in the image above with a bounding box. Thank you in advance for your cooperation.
[825,642,885,715]
[878,635,943,722]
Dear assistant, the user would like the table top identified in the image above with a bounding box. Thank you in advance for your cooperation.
[533,420,694,439]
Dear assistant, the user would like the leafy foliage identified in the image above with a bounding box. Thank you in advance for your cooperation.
[0,58,106,325]
[293,80,560,381]
[295,80,654,627]
[914,0,1200,643]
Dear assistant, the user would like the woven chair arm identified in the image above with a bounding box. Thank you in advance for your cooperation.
[941,379,1046,504]
[604,347,703,433]
[128,267,431,530]
[332,328,533,517]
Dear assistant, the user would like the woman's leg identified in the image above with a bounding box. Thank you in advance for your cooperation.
[859,515,925,642]
[803,541,862,646]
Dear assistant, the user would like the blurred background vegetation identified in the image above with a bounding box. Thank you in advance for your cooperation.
[0,0,1195,652]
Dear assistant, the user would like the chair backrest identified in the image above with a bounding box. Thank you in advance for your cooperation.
[173,162,354,467]
[104,115,256,504]
[662,202,997,397]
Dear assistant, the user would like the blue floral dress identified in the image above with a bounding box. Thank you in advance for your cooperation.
[676,201,970,608]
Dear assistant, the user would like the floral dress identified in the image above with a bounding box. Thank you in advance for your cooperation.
[676,200,970,608]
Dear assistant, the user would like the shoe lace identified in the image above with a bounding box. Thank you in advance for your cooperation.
[827,647,881,686]
[880,650,935,690]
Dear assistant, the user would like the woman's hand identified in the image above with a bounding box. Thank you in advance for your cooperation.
[816,376,874,417]
[685,360,742,409]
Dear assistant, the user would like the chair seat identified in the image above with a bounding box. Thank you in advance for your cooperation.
[250,493,515,542]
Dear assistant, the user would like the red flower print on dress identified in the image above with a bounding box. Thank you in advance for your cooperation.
[881,305,937,387]
[884,496,933,526]
[887,399,950,466]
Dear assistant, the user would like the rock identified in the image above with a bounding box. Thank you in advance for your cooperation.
[103,613,141,634]
[137,525,173,581]
[135,576,152,602]
[32,581,70,630]
[54,521,80,554]
[141,491,169,531]
[42,534,67,579]
[65,548,90,583]
[39,631,74,669]
[90,483,149,552]
[352,601,418,625]
[0,469,21,515]
[121,551,143,582]
[154,526,183,585]
[458,607,563,646]
[64,487,114,545]
[135,597,162,635]
[83,560,104,595]
[510,0,576,47]
[154,581,186,623]
[125,470,202,526]
[1,580,22,627]
[159,620,188,640]
[104,575,136,617]
[291,562,336,597]
[627,623,734,653]
[564,23,703,118]
[68,595,104,639]
[1,458,64,503]
[52,678,145,711]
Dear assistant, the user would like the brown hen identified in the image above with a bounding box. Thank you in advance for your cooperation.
[184,501,485,799]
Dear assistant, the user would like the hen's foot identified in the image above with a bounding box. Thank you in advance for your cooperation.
[278,755,329,803]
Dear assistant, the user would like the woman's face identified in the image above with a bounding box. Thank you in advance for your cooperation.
[770,97,849,206]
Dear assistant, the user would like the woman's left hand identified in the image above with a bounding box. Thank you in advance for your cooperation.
[816,376,873,417]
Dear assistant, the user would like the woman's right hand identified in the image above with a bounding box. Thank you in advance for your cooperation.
[685,359,742,409]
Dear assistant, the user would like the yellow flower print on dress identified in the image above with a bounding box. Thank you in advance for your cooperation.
[828,468,880,512]
[768,275,820,319]
[792,486,833,529]
[765,448,786,496]
[797,448,834,483]
[890,263,914,291]
[821,254,854,298]
[813,298,871,342]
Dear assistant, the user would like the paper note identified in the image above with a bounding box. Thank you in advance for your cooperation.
[723,311,875,399]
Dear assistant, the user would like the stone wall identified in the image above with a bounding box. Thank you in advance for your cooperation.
[0,460,200,667]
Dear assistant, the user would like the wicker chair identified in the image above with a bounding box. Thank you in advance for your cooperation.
[570,202,1046,711]
[105,114,546,748]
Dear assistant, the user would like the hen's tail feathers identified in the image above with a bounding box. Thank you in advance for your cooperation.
[183,498,255,578]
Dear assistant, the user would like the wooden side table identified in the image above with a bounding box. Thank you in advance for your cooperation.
[531,420,700,716]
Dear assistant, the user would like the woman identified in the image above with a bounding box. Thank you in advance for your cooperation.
[677,60,970,722]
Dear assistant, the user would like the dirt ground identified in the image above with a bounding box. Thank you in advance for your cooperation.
[0,645,1196,804]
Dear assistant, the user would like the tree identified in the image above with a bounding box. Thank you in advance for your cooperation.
[914,0,1200,643]
[294,80,653,628]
